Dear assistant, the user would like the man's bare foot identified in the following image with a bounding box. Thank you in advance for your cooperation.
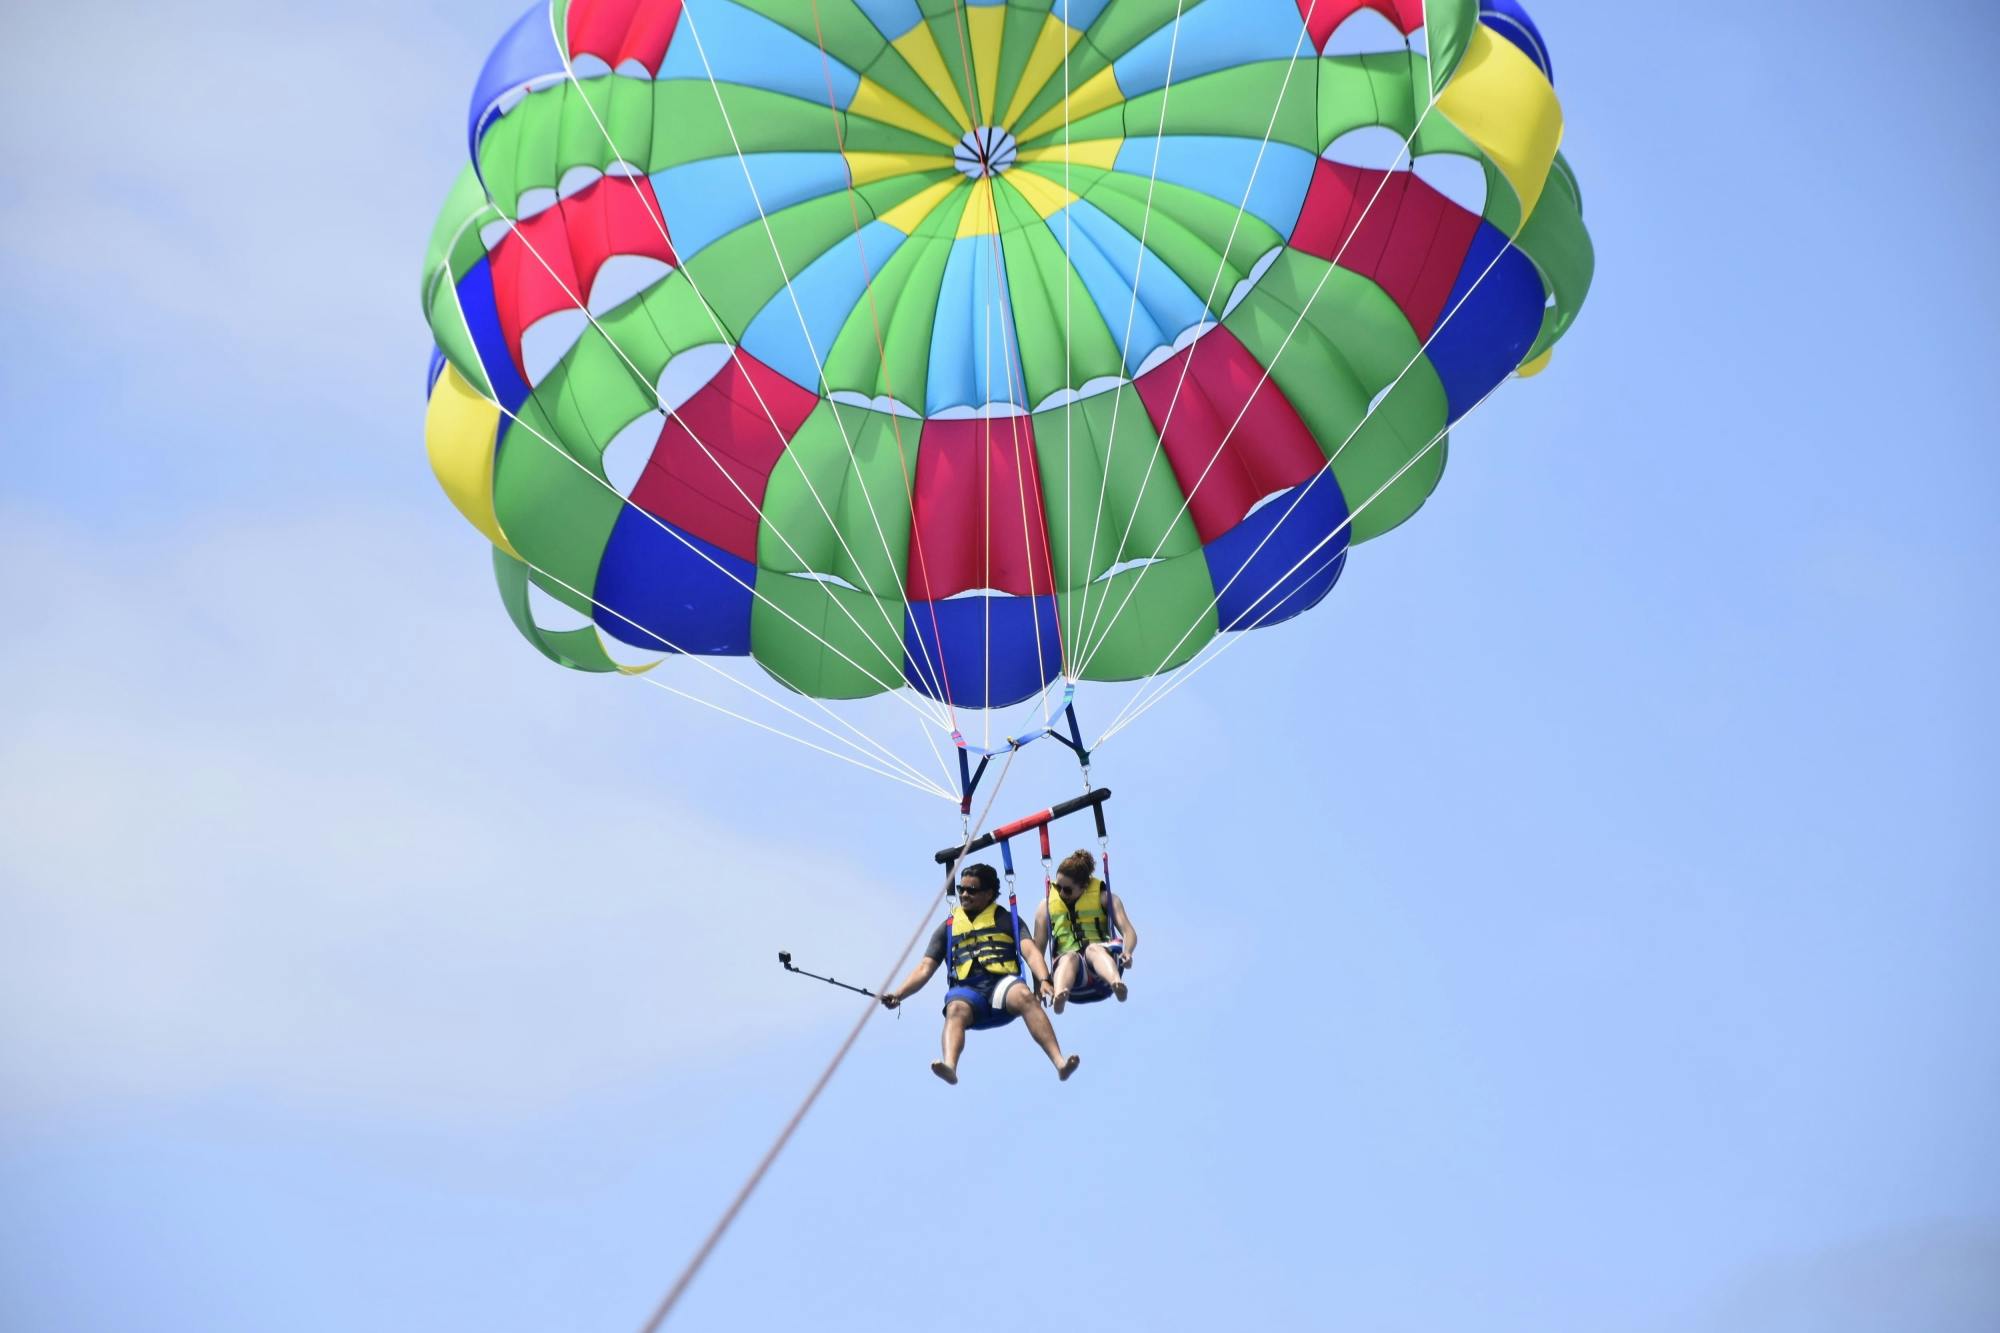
[1052,989,1069,1015]
[1112,980,1128,1002]
[1057,1054,1081,1082]
[930,1061,958,1085]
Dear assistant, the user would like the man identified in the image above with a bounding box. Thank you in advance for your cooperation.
[1032,849,1138,1014]
[881,862,1081,1085]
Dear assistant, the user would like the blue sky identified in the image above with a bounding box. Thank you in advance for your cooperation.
[2,1,1996,1330]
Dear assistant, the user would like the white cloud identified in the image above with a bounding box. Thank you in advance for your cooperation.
[0,0,486,394]
[0,506,921,1124]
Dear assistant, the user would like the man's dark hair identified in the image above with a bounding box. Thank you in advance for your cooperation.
[956,862,999,896]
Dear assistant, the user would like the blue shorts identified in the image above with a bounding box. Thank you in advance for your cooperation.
[943,974,1022,1030]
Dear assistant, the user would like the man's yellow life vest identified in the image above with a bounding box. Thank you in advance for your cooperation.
[949,901,1021,981]
[1047,877,1115,955]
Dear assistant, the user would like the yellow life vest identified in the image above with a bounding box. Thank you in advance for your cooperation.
[1047,877,1115,955]
[949,901,1021,981]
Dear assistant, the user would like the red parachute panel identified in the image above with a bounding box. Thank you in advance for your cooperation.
[1297,0,1426,48]
[907,417,1057,601]
[566,0,683,74]
[628,352,817,562]
[1134,328,1324,545]
[1291,161,1483,340]
[561,175,677,296]
[486,176,679,378]
[488,211,582,380]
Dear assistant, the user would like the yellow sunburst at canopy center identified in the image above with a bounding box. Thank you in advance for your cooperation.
[842,7,1120,238]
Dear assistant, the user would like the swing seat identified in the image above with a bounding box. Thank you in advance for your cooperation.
[1062,943,1125,1006]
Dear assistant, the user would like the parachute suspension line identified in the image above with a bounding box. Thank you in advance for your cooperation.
[1090,13,1554,729]
[1093,219,1535,746]
[1100,209,1537,742]
[1097,375,1511,749]
[628,656,951,802]
[984,234,996,739]
[1070,91,1435,677]
[1069,101,1443,681]
[1061,12,1076,674]
[972,158,1057,730]
[1067,0,1189,676]
[637,6,962,711]
[958,30,1056,697]
[473,508,948,798]
[796,5,960,788]
[937,1,1001,746]
[539,29,950,720]
[1091,193,1535,731]
[940,0,1061,708]
[637,746,1022,1333]
[437,255,960,777]
[442,393,953,797]
[803,1,963,726]
[1070,0,1322,669]
[452,215,949,740]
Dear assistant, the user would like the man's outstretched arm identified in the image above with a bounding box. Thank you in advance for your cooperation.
[881,956,940,1008]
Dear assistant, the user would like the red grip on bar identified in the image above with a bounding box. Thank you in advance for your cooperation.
[992,806,1055,841]
[1038,825,1051,858]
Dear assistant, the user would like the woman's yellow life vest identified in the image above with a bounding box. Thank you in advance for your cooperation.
[1047,877,1116,955]
[949,901,1021,981]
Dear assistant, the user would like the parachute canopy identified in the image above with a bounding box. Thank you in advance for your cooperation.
[422,0,1591,724]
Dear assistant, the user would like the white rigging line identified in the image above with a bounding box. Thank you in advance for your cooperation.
[1084,188,1526,712]
[1061,2,1075,677]
[966,156,1056,736]
[474,469,950,797]
[1071,98,1445,681]
[672,0,961,711]
[436,248,957,795]
[441,206,957,770]
[1071,0,1322,669]
[939,0,1003,750]
[967,12,1056,729]
[1076,9,1546,740]
[991,231,1056,735]
[534,5,957,721]
[531,549,954,801]
[798,0,968,777]
[1097,375,1507,749]
[983,192,996,741]
[1066,0,1188,678]
[451,215,946,731]
[984,21,1060,741]
[439,329,957,796]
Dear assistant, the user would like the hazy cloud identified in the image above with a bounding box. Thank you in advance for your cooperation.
[0,506,916,1124]
[1668,1222,2000,1333]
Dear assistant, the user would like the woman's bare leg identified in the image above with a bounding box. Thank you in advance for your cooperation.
[1084,943,1127,1000]
[1051,953,1080,1013]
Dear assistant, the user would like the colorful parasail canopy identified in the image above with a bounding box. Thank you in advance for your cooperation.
[420,0,1592,760]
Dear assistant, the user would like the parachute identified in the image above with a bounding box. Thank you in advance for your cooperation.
[420,0,1592,796]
